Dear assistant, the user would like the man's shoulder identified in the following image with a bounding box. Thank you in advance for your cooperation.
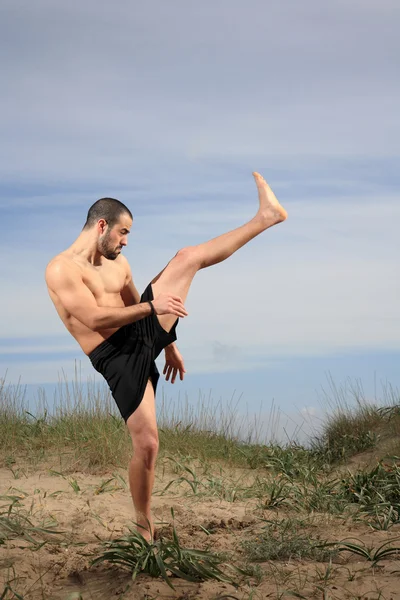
[116,253,133,276]
[46,251,74,271]
[45,253,80,284]
[116,253,129,266]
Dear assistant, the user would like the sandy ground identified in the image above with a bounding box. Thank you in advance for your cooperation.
[1,460,400,599]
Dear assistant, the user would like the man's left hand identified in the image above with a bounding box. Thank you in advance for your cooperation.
[163,345,186,383]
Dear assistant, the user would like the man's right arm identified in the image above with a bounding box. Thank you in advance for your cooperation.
[45,261,152,331]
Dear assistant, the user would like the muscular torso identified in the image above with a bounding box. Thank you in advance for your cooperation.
[47,250,130,355]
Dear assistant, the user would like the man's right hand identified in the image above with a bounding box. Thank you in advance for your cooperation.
[152,293,188,318]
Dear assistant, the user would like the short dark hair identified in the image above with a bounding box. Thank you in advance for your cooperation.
[83,198,132,230]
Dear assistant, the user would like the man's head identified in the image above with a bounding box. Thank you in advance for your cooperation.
[83,198,133,260]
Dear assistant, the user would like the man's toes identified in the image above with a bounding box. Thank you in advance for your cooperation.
[253,171,265,183]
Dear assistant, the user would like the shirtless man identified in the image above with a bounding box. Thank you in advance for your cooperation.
[45,172,287,540]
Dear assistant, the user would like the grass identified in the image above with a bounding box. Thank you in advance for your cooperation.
[1,573,25,600]
[310,375,400,463]
[2,369,400,472]
[0,494,64,549]
[0,370,277,472]
[3,370,400,597]
[0,370,130,472]
[91,510,237,590]
[241,518,337,563]
[339,460,400,529]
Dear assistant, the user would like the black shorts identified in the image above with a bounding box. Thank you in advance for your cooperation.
[88,283,179,422]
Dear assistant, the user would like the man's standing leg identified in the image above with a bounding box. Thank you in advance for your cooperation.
[126,378,158,540]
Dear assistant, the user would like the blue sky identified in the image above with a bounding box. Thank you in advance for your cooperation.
[1,0,399,441]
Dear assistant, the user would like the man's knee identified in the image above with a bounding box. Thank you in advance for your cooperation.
[130,431,159,467]
[175,246,203,270]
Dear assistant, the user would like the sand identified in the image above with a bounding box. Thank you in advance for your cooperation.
[1,459,400,599]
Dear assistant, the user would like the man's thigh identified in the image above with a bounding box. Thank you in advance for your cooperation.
[151,248,199,332]
[126,378,158,443]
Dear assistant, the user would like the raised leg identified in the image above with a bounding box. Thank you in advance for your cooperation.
[126,378,158,541]
[151,172,287,332]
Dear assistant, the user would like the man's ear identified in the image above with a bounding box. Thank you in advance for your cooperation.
[97,219,108,234]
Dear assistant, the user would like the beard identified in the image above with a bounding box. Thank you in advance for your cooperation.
[98,231,121,260]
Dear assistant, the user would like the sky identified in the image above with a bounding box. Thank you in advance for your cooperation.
[1,0,399,442]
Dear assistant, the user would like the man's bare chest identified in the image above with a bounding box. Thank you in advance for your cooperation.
[81,262,126,300]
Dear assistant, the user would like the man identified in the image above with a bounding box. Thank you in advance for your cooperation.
[45,172,287,540]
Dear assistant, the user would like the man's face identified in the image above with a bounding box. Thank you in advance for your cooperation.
[98,214,132,260]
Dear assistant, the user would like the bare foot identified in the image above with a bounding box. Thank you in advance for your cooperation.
[136,518,155,543]
[252,172,288,225]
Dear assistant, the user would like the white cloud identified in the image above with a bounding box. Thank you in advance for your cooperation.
[0,345,77,355]
[0,358,94,386]
[301,406,318,417]
[1,0,399,184]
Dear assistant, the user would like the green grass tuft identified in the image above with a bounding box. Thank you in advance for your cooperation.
[241,518,336,563]
[91,514,237,590]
